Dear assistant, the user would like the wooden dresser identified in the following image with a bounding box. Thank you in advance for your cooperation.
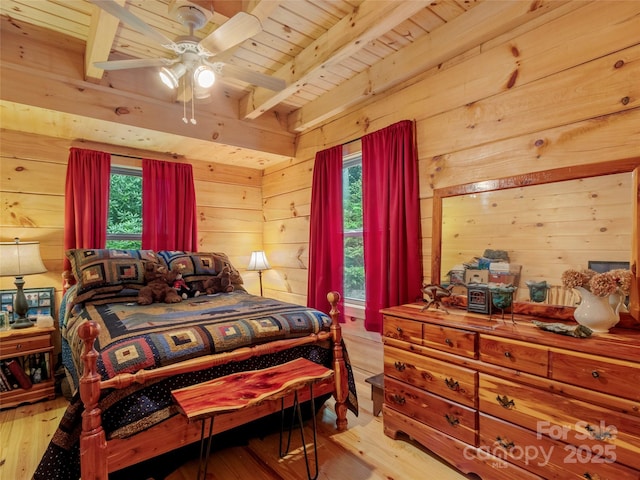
[381,304,640,480]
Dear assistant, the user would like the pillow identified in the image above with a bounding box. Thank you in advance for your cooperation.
[157,251,245,290]
[66,249,160,303]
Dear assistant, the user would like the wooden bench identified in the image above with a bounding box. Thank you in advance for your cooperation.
[171,358,334,480]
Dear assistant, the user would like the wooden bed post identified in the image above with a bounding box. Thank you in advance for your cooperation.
[78,320,108,480]
[327,291,348,431]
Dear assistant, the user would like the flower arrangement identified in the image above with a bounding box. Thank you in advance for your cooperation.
[561,268,632,297]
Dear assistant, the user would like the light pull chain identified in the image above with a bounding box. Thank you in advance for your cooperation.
[178,70,198,125]
[190,77,197,124]
[182,78,188,124]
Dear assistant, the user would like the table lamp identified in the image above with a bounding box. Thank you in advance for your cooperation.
[247,251,270,296]
[0,238,47,329]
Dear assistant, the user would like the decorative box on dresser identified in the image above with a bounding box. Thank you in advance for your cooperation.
[381,304,640,480]
[0,326,56,409]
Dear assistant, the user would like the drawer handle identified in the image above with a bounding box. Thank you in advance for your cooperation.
[16,343,23,350]
[504,351,511,358]
[496,436,515,450]
[444,378,460,391]
[445,338,453,346]
[394,361,406,372]
[396,327,403,335]
[444,414,459,426]
[585,424,613,441]
[496,394,515,409]
[591,370,600,378]
[392,394,406,405]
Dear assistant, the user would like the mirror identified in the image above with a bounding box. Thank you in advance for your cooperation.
[431,158,640,323]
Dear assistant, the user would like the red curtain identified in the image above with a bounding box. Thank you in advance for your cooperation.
[64,147,111,270]
[307,145,345,320]
[142,159,198,251]
[362,120,422,332]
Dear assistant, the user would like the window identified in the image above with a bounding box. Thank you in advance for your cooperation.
[343,154,364,302]
[106,166,142,249]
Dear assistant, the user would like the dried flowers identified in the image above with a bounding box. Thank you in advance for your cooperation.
[589,272,619,297]
[608,268,632,296]
[561,269,594,290]
[562,268,632,297]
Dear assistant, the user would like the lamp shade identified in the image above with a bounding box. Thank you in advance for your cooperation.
[194,65,215,88]
[247,251,270,271]
[0,239,47,277]
[159,63,187,89]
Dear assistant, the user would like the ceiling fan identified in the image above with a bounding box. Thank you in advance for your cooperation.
[90,0,285,118]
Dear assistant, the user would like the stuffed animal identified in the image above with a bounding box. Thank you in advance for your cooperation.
[203,265,235,294]
[137,262,182,305]
[171,265,201,300]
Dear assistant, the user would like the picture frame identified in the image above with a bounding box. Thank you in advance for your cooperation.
[587,260,630,273]
[0,287,55,326]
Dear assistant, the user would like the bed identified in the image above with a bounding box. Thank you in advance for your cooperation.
[33,249,357,480]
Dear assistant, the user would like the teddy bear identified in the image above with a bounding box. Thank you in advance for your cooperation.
[171,265,201,300]
[137,262,182,305]
[203,265,235,294]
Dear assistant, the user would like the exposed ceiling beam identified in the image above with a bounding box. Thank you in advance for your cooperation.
[0,20,295,157]
[239,0,431,121]
[85,0,125,82]
[287,0,575,133]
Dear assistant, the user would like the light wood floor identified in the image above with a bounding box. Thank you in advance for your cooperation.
[0,322,474,480]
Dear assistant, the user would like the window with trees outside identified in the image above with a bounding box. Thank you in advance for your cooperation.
[106,166,142,249]
[343,154,364,302]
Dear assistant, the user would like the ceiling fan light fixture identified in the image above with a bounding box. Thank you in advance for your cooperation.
[159,63,187,89]
[194,65,215,89]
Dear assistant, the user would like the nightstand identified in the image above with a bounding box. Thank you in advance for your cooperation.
[0,326,56,409]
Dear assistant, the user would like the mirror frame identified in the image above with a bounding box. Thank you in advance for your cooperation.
[431,157,640,325]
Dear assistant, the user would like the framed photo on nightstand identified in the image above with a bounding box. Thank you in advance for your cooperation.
[0,287,54,327]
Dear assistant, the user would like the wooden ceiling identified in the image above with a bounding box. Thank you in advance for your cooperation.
[0,0,555,167]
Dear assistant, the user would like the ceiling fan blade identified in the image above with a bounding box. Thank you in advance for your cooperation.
[198,12,261,55]
[213,62,286,91]
[94,58,174,71]
[88,0,176,48]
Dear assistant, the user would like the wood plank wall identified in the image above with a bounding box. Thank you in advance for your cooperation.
[262,1,640,313]
[0,131,266,311]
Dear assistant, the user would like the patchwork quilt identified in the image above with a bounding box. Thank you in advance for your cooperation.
[64,291,331,383]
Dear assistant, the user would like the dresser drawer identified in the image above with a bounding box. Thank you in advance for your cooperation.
[385,376,477,445]
[383,315,422,345]
[0,334,52,357]
[480,335,548,376]
[479,373,640,470]
[384,345,477,407]
[422,323,477,359]
[550,349,640,402]
[479,413,639,480]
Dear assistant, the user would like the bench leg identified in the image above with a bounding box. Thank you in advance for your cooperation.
[279,386,319,480]
[198,416,215,480]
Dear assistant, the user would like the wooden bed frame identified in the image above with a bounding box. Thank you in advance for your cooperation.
[76,291,349,480]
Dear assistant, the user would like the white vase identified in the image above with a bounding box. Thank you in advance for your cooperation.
[573,286,619,333]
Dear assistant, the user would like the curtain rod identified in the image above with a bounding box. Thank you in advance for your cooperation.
[111,152,144,160]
